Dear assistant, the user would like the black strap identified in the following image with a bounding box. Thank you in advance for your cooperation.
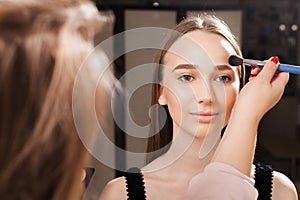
[254,162,274,200]
[124,167,146,200]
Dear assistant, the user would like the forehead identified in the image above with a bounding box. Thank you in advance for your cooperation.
[163,30,237,73]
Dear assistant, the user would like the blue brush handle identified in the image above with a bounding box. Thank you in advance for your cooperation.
[278,64,300,74]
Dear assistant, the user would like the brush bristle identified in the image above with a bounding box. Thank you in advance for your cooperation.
[228,55,243,66]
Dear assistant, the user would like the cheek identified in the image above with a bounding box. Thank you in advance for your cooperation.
[164,85,194,122]
[165,90,182,126]
[226,90,237,110]
[224,87,238,122]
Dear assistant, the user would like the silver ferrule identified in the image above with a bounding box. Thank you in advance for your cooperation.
[243,58,265,67]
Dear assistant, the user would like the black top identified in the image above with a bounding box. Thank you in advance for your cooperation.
[124,163,274,200]
[124,167,147,200]
[254,162,274,200]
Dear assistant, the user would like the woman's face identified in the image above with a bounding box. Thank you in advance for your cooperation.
[159,30,240,139]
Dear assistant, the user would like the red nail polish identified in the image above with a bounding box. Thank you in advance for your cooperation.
[271,56,279,64]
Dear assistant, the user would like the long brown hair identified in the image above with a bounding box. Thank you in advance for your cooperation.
[0,1,103,199]
[146,14,245,163]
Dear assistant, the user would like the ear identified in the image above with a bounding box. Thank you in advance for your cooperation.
[158,86,167,105]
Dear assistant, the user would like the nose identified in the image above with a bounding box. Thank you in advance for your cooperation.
[198,96,212,104]
[195,79,213,104]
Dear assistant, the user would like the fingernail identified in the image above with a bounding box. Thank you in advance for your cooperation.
[249,74,256,79]
[271,56,279,64]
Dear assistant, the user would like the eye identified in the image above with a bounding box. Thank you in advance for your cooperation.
[215,75,232,83]
[178,75,195,82]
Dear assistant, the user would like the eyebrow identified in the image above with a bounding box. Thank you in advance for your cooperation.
[172,64,196,71]
[215,64,234,71]
[172,64,234,72]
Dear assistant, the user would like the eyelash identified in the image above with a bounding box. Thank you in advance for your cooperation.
[178,74,195,82]
[215,75,232,83]
[177,74,233,83]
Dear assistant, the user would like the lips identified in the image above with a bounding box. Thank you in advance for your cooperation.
[190,112,219,123]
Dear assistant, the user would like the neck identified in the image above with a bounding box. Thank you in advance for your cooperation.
[143,127,221,180]
[169,133,220,179]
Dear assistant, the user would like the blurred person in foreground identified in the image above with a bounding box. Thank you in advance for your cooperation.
[0,0,115,199]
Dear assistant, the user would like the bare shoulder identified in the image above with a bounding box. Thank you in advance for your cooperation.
[99,176,128,200]
[272,170,298,200]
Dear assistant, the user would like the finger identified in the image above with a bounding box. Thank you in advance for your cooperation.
[250,66,262,76]
[248,75,255,81]
[256,56,279,81]
[248,76,253,81]
[248,66,262,81]
[272,71,289,89]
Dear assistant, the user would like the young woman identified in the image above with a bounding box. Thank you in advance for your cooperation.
[100,14,298,199]
[0,0,114,199]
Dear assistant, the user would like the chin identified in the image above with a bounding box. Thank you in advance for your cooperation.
[193,128,211,139]
[194,124,221,139]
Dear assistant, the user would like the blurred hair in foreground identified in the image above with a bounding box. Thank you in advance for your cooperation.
[0,0,115,199]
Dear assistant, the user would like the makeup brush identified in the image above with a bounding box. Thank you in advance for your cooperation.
[228,55,300,75]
